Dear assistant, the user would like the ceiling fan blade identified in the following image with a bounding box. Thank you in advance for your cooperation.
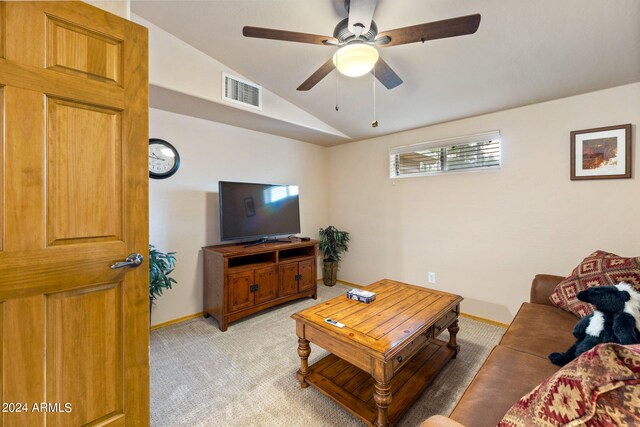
[297,58,335,91]
[374,57,403,89]
[347,0,378,35]
[378,14,481,47]
[373,35,391,46]
[243,26,337,45]
[322,39,340,46]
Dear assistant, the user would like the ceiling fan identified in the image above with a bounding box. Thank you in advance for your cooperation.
[243,0,481,91]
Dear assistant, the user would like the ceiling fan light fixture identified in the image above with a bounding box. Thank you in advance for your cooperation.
[332,43,379,77]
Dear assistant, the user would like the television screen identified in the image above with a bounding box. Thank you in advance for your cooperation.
[219,181,301,241]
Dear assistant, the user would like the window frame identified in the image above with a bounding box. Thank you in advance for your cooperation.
[389,131,501,179]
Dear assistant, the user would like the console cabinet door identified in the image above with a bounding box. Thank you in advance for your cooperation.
[279,263,299,296]
[228,271,254,311]
[298,259,315,292]
[255,266,277,304]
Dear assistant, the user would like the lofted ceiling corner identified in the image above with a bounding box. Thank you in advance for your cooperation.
[132,11,352,146]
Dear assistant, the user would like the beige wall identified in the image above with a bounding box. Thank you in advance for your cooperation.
[327,83,640,323]
[83,0,129,19]
[149,108,329,326]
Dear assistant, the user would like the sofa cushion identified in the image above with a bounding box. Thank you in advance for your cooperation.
[498,343,640,427]
[449,345,559,427]
[530,274,564,306]
[549,250,640,317]
[499,303,578,358]
[419,415,465,427]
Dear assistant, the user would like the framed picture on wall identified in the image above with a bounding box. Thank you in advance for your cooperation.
[570,124,632,180]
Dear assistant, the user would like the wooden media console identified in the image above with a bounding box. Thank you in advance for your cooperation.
[202,240,318,331]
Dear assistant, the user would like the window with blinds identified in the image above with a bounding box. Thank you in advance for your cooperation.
[389,131,501,178]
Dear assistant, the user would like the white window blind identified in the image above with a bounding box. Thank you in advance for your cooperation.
[389,131,501,178]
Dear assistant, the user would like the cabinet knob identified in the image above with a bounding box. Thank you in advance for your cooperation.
[396,355,403,363]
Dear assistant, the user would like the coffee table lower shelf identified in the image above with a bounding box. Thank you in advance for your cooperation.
[306,338,455,426]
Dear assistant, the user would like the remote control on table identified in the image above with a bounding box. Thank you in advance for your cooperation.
[324,318,345,328]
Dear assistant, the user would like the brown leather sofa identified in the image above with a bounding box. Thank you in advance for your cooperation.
[422,274,579,427]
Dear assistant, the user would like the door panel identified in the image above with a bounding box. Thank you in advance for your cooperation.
[46,284,122,426]
[4,295,46,426]
[255,266,277,304]
[0,302,2,411]
[279,263,299,296]
[5,2,127,68]
[5,87,45,252]
[5,2,44,67]
[298,259,315,292]
[228,271,254,312]
[0,3,4,59]
[46,98,123,246]
[0,86,3,252]
[46,17,123,85]
[0,2,149,425]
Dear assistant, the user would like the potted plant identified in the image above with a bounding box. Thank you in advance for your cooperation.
[149,244,177,320]
[319,226,350,287]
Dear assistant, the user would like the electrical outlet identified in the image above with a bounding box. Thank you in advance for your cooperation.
[428,272,436,284]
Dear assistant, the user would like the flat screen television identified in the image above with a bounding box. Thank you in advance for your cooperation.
[219,181,301,242]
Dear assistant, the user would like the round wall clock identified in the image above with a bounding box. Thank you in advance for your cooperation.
[149,138,180,179]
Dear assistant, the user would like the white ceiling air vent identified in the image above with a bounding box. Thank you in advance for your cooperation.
[222,72,262,110]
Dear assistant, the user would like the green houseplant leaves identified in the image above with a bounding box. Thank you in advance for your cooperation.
[319,226,350,286]
[319,226,350,262]
[149,244,177,307]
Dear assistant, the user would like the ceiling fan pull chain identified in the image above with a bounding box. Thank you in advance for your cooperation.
[335,59,339,111]
[372,66,378,127]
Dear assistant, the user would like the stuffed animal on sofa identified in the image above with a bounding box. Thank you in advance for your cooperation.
[548,282,640,366]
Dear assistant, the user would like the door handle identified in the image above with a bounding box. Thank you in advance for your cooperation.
[111,253,144,269]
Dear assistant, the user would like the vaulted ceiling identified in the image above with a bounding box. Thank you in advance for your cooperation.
[131,0,640,144]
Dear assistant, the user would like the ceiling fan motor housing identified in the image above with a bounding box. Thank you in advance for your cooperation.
[333,18,378,44]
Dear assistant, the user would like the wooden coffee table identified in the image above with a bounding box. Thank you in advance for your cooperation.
[291,279,463,427]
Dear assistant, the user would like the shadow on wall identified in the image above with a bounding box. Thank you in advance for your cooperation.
[149,188,224,324]
[205,192,220,245]
[149,189,219,247]
[191,249,204,305]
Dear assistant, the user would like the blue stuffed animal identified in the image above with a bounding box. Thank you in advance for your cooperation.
[548,282,640,366]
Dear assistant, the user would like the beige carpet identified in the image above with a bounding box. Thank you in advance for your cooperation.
[150,284,506,426]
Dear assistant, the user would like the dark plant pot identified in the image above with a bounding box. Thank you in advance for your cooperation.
[323,261,338,287]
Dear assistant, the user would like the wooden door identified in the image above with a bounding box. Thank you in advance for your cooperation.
[228,271,254,311]
[254,266,277,304]
[298,259,315,292]
[279,263,299,296]
[0,2,149,426]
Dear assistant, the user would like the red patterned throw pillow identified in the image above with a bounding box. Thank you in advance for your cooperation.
[549,251,640,317]
[498,343,640,427]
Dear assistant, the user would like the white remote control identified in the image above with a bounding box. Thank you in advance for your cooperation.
[324,318,345,328]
